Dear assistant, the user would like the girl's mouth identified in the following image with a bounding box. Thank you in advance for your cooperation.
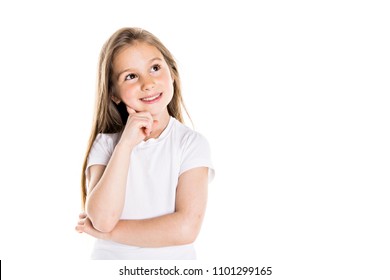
[140,93,163,104]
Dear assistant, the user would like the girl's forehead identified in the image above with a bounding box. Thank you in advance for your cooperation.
[116,42,163,61]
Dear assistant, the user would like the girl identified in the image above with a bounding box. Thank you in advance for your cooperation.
[75,27,214,260]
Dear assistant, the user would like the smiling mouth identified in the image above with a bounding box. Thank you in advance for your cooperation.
[140,93,162,102]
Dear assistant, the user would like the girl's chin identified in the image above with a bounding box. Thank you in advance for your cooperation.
[149,108,170,118]
[138,103,170,116]
[126,106,166,118]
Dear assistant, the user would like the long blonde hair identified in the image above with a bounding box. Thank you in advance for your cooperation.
[81,27,189,208]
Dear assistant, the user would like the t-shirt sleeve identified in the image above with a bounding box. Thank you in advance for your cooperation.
[179,132,215,182]
[85,133,118,179]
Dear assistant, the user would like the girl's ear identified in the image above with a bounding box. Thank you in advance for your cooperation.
[111,95,121,105]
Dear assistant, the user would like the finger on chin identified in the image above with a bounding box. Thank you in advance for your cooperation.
[126,106,137,115]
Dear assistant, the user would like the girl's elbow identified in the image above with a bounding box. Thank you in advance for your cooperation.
[86,210,118,233]
[178,222,201,245]
[91,219,117,233]
[181,234,197,245]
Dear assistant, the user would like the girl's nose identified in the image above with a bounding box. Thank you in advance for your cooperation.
[141,76,155,91]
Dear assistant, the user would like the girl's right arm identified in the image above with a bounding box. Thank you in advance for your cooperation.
[86,108,154,233]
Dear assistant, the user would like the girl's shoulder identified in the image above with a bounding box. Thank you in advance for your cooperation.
[170,118,210,149]
[95,132,121,142]
[92,132,121,150]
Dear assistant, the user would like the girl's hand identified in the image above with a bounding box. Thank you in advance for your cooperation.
[75,212,109,240]
[118,106,157,148]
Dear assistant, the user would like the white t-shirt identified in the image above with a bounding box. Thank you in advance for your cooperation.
[86,117,215,260]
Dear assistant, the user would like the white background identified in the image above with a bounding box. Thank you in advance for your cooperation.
[0,0,389,279]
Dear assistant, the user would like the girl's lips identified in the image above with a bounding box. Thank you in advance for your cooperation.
[140,93,163,104]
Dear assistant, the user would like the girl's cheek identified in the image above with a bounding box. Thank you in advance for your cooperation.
[119,85,135,98]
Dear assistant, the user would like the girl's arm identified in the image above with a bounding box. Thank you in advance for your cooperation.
[86,109,155,233]
[85,143,132,233]
[78,167,208,247]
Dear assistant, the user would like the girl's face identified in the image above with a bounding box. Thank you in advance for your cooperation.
[111,41,174,117]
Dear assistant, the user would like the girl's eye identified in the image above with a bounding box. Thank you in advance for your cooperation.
[125,73,137,80]
[151,64,161,72]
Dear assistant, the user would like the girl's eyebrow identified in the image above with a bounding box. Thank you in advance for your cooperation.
[116,57,163,80]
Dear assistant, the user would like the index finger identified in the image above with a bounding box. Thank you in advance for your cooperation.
[126,106,137,115]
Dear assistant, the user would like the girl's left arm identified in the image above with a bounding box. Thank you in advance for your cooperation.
[77,167,208,247]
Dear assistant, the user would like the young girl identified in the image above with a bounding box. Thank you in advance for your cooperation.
[75,27,214,260]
